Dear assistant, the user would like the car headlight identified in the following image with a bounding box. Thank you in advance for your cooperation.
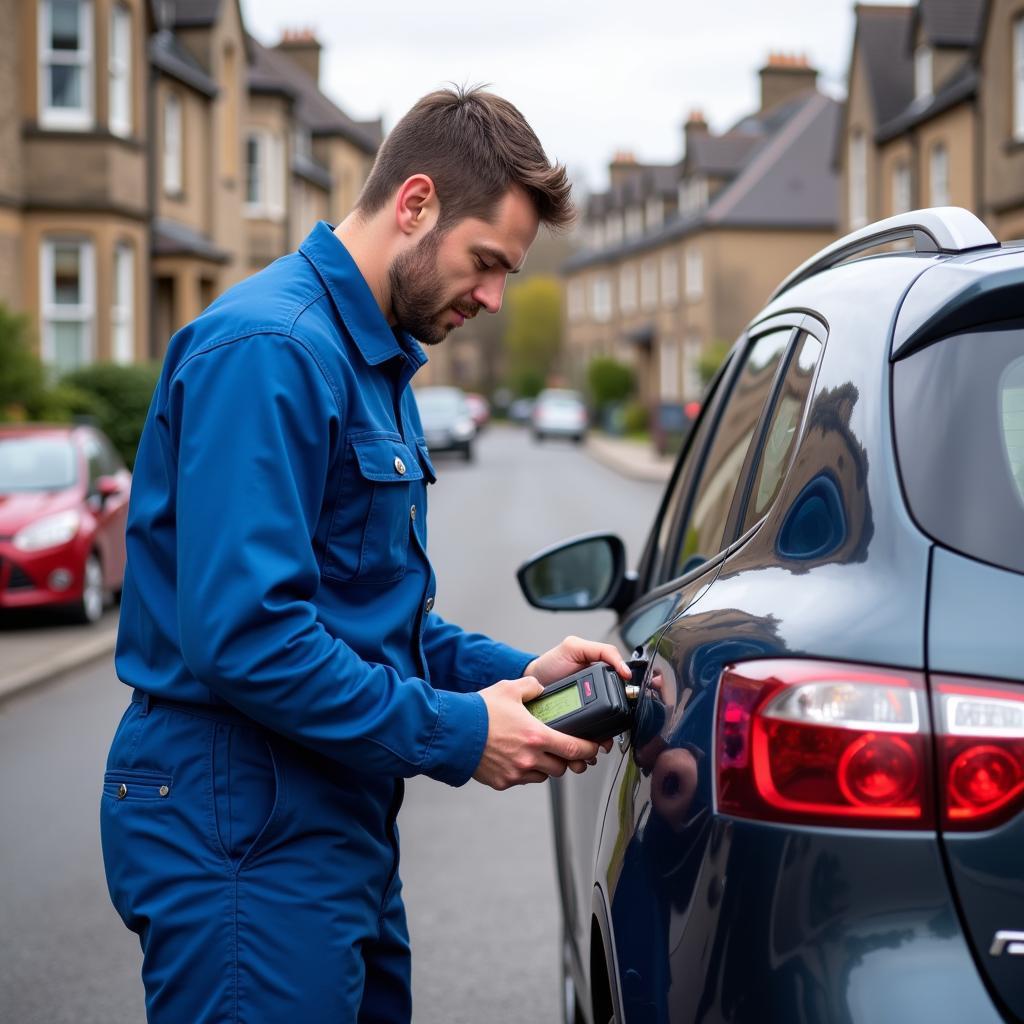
[453,418,475,440]
[12,509,82,552]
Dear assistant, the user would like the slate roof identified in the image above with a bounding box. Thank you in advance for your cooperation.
[914,0,987,48]
[876,60,978,141]
[856,4,916,128]
[149,29,219,97]
[565,91,839,273]
[245,35,381,154]
[168,0,223,28]
[152,218,230,262]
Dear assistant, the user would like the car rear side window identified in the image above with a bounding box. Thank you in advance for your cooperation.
[669,329,792,578]
[740,333,823,533]
[893,322,1024,574]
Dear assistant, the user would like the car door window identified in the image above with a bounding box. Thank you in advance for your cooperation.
[738,332,823,533]
[81,435,104,491]
[668,329,793,578]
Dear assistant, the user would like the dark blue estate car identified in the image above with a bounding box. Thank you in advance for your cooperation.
[518,208,1024,1024]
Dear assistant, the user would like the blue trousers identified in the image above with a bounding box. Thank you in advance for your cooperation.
[100,696,411,1023]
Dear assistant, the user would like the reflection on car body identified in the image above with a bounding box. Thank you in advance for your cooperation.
[516,209,1024,1024]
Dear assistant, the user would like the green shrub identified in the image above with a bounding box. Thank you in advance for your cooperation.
[0,304,45,420]
[60,362,160,467]
[698,339,732,387]
[587,357,635,410]
[622,399,649,435]
[31,383,112,426]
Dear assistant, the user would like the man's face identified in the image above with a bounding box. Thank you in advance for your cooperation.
[388,186,540,345]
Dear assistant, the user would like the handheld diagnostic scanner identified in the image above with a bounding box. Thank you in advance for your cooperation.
[524,662,641,741]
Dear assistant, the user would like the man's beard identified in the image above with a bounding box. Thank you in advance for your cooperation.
[388,228,477,345]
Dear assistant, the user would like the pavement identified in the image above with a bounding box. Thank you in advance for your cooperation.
[584,430,676,482]
[0,429,670,705]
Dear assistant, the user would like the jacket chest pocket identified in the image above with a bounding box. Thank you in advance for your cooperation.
[324,435,423,584]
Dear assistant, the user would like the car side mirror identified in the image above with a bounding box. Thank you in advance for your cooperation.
[517,532,634,613]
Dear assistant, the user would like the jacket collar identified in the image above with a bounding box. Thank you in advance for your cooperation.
[299,221,427,372]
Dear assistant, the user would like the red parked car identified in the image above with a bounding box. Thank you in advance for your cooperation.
[0,423,131,623]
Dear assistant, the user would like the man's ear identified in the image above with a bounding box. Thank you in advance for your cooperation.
[394,174,439,237]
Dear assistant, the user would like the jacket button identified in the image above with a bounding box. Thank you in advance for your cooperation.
[159,785,170,797]
[410,505,417,520]
[425,596,434,612]
[394,456,406,475]
[117,783,127,799]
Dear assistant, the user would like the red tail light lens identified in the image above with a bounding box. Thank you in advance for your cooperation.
[716,660,933,829]
[934,676,1024,831]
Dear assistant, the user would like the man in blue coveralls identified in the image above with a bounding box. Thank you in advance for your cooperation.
[100,86,632,1023]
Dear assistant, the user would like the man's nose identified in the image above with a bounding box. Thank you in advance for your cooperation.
[473,278,505,315]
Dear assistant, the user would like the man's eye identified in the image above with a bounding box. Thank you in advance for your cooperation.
[475,256,492,271]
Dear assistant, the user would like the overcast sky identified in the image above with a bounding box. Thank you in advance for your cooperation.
[240,0,908,194]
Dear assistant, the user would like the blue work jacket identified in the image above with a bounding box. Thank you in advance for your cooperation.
[116,222,533,800]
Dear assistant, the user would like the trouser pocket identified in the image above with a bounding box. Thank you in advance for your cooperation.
[210,722,283,870]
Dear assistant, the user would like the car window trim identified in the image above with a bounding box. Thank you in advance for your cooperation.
[658,318,807,584]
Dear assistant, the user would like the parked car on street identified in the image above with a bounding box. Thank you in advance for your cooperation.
[532,388,588,443]
[517,208,1024,1024]
[465,392,491,430]
[414,385,477,461]
[0,423,131,623]
[509,396,535,424]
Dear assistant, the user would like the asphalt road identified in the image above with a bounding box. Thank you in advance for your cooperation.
[0,425,663,1023]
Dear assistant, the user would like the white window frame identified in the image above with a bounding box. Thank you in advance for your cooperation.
[40,238,96,370]
[892,161,912,215]
[640,259,658,311]
[112,242,134,364]
[625,206,644,240]
[590,275,612,323]
[930,142,950,207]
[685,246,704,301]
[849,129,867,229]
[619,264,638,315]
[108,3,131,138]
[659,337,680,400]
[245,131,285,220]
[645,196,664,230]
[1014,17,1024,143]
[684,332,703,399]
[915,45,933,102]
[605,213,623,248]
[39,0,94,130]
[660,254,678,308]
[163,91,183,196]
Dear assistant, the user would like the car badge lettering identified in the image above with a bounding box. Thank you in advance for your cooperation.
[990,931,1024,957]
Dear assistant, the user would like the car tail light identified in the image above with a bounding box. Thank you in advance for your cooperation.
[933,676,1024,831]
[716,660,933,829]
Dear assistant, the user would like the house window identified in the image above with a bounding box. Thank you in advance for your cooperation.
[659,337,680,399]
[641,259,658,311]
[679,177,708,217]
[661,254,678,307]
[685,246,703,301]
[930,142,950,206]
[849,129,867,229]
[590,275,612,323]
[567,280,585,323]
[1014,17,1024,142]
[112,243,134,364]
[41,239,95,372]
[39,0,94,130]
[293,124,312,160]
[246,132,285,219]
[605,213,624,247]
[915,45,933,102]
[892,162,912,214]
[619,264,638,315]
[163,92,183,195]
[108,4,131,137]
[625,207,644,240]
[646,196,665,230]
[684,332,703,398]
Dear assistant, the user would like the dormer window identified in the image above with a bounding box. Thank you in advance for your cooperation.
[678,177,708,217]
[645,197,664,230]
[914,44,933,102]
[625,207,644,240]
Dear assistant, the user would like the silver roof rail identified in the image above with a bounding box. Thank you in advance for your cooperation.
[768,207,999,303]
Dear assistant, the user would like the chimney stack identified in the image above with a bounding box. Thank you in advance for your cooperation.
[275,27,322,85]
[609,150,640,190]
[683,109,709,157]
[758,51,817,112]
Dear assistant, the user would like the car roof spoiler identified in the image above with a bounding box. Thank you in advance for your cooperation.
[768,207,999,304]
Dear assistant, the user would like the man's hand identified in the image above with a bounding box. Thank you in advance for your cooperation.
[524,635,632,689]
[473,676,602,790]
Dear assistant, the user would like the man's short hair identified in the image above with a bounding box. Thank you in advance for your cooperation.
[356,85,575,231]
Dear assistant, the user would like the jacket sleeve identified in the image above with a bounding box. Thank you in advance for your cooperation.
[168,331,486,786]
[420,611,536,694]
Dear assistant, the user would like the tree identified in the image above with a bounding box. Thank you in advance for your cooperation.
[0,304,45,419]
[502,275,563,397]
[698,338,732,386]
